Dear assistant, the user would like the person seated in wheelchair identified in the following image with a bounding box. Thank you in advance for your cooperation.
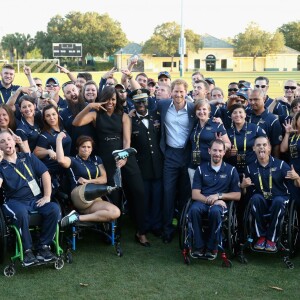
[0,130,61,266]
[56,133,121,227]
[241,136,300,252]
[189,139,241,259]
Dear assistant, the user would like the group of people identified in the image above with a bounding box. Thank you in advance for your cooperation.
[0,59,300,266]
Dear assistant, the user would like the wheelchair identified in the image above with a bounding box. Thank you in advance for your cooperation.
[0,205,65,277]
[57,187,123,258]
[238,198,299,269]
[179,198,238,267]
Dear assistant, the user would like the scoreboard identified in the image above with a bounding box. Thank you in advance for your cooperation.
[53,43,82,57]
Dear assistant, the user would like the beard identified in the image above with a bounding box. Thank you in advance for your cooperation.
[67,96,86,117]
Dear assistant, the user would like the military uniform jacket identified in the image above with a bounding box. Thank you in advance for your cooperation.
[131,111,163,180]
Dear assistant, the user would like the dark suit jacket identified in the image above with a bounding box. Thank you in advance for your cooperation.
[131,111,163,180]
[157,99,196,154]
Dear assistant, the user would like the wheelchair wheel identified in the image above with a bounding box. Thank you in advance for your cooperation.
[115,242,123,257]
[0,208,7,263]
[54,257,64,270]
[65,251,73,264]
[226,201,238,257]
[4,264,16,277]
[179,198,192,251]
[287,200,299,256]
[243,201,253,240]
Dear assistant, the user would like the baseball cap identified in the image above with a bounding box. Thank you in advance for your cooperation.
[158,71,171,80]
[205,78,215,85]
[236,91,249,100]
[115,84,126,90]
[238,81,252,89]
[147,78,156,86]
[46,77,59,85]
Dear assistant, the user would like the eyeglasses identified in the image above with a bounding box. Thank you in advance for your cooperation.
[284,86,297,90]
[255,85,267,88]
[228,88,238,92]
[36,84,43,87]
[46,83,59,88]
[61,81,74,89]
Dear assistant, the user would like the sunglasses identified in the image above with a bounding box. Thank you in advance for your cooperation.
[228,88,238,92]
[118,89,127,93]
[284,86,297,90]
[36,83,43,87]
[46,83,59,88]
[240,87,250,91]
[255,85,267,88]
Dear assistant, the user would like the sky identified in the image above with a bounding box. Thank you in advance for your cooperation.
[1,0,299,44]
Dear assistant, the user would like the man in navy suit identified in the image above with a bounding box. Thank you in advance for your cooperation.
[157,79,196,243]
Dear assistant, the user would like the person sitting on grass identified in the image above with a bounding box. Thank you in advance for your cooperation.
[56,132,121,227]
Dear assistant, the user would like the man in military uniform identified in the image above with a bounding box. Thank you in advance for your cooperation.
[130,88,164,237]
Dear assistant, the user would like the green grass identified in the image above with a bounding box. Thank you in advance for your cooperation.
[13,70,300,99]
[0,217,299,300]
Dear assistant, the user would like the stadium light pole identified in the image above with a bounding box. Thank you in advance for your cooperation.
[120,48,123,71]
[179,0,184,77]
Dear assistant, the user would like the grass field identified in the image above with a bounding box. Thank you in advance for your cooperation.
[0,216,299,300]
[13,70,300,99]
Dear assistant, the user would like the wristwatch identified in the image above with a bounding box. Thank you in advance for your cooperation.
[218,193,223,200]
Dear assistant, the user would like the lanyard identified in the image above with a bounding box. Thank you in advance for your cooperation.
[193,121,208,150]
[290,133,300,145]
[249,115,262,126]
[12,162,34,182]
[77,156,99,180]
[0,91,4,104]
[257,167,272,194]
[233,122,247,152]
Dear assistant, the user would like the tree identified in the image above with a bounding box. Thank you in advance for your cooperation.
[233,22,285,71]
[34,11,128,60]
[14,33,34,59]
[1,34,17,62]
[279,21,300,52]
[1,33,34,62]
[34,31,52,58]
[142,22,201,71]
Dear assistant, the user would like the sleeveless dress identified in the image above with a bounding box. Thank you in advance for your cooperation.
[95,111,146,234]
[95,111,138,185]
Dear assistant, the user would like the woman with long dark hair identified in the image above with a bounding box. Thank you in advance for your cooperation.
[73,86,150,246]
[34,104,71,190]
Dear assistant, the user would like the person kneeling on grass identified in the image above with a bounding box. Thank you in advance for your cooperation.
[0,130,60,266]
[189,139,241,259]
[56,133,121,226]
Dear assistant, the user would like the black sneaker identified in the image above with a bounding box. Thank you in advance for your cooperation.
[61,210,80,227]
[23,249,38,266]
[36,245,57,262]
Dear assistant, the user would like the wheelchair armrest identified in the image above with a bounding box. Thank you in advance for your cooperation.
[55,191,69,200]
